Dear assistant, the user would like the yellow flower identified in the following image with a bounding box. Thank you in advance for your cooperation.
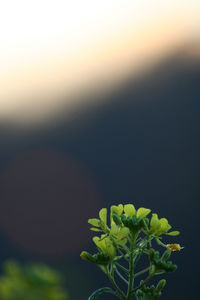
[88,208,107,232]
[150,214,170,235]
[93,235,116,258]
[88,204,151,232]
[124,204,151,219]
[150,214,180,236]
[110,204,123,225]
[110,224,130,246]
[166,244,183,252]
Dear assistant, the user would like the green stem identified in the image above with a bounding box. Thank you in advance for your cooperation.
[126,234,136,300]
[118,247,127,256]
[110,263,114,278]
[115,262,129,274]
[155,238,167,248]
[138,237,151,249]
[106,267,126,300]
[117,247,130,261]
[113,265,128,285]
[134,267,151,278]
[133,250,142,268]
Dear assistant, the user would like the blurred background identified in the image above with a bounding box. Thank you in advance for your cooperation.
[0,0,200,299]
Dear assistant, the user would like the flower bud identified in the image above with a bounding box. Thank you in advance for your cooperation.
[161,250,171,261]
[156,279,166,292]
[80,251,91,261]
[112,212,122,225]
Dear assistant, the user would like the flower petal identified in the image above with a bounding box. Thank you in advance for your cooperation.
[111,205,123,216]
[117,227,130,239]
[90,227,102,232]
[105,238,116,258]
[117,204,124,216]
[136,207,151,218]
[110,224,119,235]
[93,236,100,245]
[150,213,161,232]
[93,236,103,251]
[99,208,107,225]
[124,204,136,217]
[159,218,170,234]
[88,218,100,227]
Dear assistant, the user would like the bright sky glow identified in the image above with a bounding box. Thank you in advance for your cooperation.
[0,0,199,123]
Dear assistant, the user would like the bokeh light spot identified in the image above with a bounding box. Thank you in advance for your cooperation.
[0,151,100,256]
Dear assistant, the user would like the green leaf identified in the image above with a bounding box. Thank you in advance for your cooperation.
[88,287,114,299]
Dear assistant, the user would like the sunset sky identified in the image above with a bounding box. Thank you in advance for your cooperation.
[0,0,199,123]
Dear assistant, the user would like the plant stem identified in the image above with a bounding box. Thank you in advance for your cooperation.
[134,267,151,278]
[126,234,136,300]
[133,250,142,268]
[117,247,130,261]
[118,247,127,257]
[113,265,129,285]
[106,267,126,300]
[155,238,166,248]
[110,263,114,278]
[115,262,129,274]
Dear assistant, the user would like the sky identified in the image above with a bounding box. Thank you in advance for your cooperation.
[0,0,199,124]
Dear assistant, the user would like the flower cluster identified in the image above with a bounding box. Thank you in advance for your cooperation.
[81,203,182,300]
[81,204,180,262]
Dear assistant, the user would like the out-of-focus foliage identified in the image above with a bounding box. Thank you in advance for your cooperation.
[0,261,68,300]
